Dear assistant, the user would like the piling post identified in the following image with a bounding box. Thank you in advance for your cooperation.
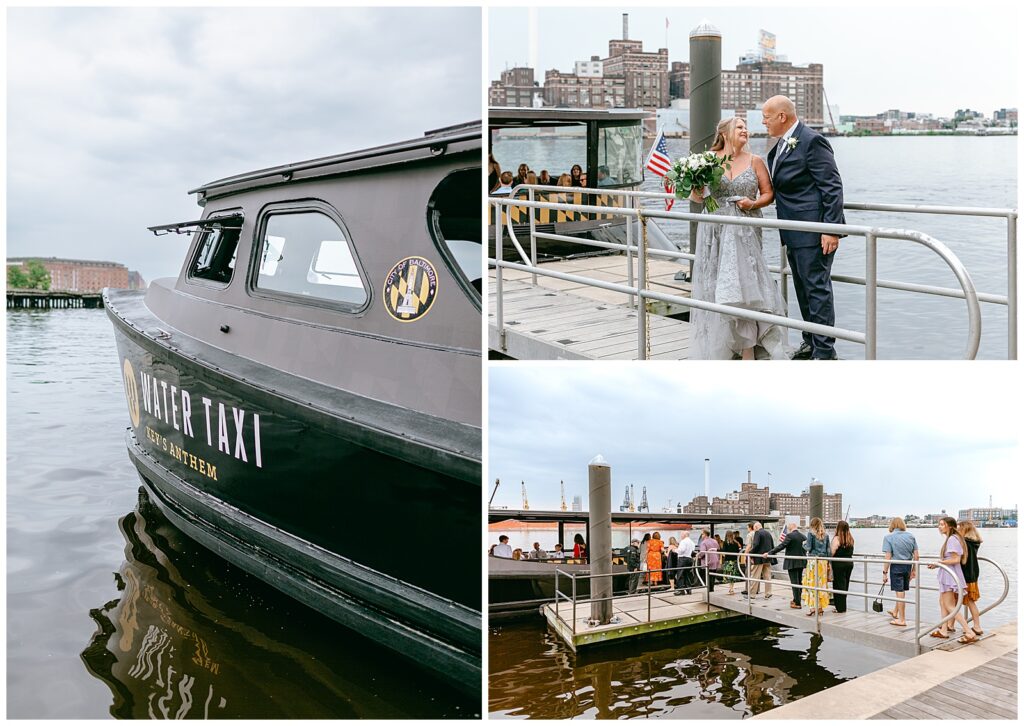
[588,454,613,624]
[688,21,722,273]
[809,480,824,522]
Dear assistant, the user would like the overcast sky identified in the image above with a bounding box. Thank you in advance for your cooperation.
[489,6,1018,118]
[7,8,481,283]
[488,364,1021,518]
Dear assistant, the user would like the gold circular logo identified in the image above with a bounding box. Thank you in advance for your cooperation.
[383,256,438,322]
[122,358,141,429]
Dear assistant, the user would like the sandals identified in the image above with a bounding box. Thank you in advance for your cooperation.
[972,627,984,636]
[929,629,950,639]
[889,620,907,627]
[958,635,978,644]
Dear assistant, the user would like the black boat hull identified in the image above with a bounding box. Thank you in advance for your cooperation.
[106,291,481,694]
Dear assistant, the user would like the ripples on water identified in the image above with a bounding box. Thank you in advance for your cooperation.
[7,309,477,718]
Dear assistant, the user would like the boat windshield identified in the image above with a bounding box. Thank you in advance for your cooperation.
[597,124,643,187]
[491,124,586,188]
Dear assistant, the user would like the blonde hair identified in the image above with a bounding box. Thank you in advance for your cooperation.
[889,517,907,532]
[959,520,983,543]
[710,116,747,152]
[669,536,678,546]
[809,517,825,539]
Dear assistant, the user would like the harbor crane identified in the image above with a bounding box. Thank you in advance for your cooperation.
[630,484,636,513]
[560,480,567,512]
[620,486,631,512]
[521,481,529,510]
[639,486,649,512]
[489,478,500,508]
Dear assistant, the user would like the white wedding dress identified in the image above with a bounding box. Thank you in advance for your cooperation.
[690,164,789,360]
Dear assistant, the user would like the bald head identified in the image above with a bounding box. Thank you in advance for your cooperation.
[762,95,799,138]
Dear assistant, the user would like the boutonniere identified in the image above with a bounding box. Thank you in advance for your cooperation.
[785,137,799,152]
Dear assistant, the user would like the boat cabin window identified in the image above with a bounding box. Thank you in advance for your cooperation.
[428,168,482,301]
[254,210,367,307]
[491,124,586,189]
[597,124,644,187]
[189,222,241,284]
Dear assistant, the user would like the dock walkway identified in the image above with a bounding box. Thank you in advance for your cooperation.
[488,256,695,360]
[707,589,984,658]
[753,622,1017,720]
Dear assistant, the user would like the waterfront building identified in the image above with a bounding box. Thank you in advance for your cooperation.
[7,257,145,293]
[602,38,669,110]
[489,67,540,108]
[571,495,582,512]
[543,69,625,109]
[958,507,1017,526]
[992,108,1018,126]
[681,474,842,521]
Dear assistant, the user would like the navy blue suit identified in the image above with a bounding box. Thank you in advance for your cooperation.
[767,122,845,358]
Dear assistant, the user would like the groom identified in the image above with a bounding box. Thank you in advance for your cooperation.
[763,96,845,360]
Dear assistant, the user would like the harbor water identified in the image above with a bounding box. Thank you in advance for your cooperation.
[6,309,478,719]
[488,526,1016,719]
[491,135,1017,359]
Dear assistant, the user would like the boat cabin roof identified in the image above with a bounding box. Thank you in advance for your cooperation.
[190,121,481,203]
[489,107,647,126]
[488,509,766,525]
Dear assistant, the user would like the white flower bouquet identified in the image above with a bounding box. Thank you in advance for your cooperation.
[667,151,732,213]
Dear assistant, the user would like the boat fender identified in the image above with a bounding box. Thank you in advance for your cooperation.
[219,325,230,333]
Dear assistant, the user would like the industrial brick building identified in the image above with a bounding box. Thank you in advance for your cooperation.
[7,257,145,293]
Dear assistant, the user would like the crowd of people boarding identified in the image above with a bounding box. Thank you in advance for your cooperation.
[490,515,986,644]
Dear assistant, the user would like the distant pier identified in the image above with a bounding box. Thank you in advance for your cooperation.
[7,290,104,309]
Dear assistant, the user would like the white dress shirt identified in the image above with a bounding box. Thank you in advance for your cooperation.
[677,536,696,559]
[772,119,800,176]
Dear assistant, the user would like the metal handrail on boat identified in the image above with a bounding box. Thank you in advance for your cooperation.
[552,551,1008,655]
[489,186,1015,359]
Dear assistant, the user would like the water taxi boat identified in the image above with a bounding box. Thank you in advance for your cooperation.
[489,107,650,260]
[103,122,482,694]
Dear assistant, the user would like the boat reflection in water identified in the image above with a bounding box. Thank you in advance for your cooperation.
[489,619,849,719]
[82,490,476,719]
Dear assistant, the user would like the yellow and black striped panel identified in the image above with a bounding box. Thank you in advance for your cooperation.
[487,191,628,225]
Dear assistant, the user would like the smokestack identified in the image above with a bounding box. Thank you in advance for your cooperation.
[622,13,629,40]
[588,455,612,624]
[704,458,711,512]
[747,469,751,483]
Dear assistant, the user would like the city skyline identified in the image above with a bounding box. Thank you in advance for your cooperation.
[489,365,1021,517]
[488,7,1018,118]
[7,8,481,284]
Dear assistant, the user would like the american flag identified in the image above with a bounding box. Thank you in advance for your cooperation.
[645,129,675,210]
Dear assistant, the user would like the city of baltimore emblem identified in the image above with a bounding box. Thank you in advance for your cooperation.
[383,256,438,322]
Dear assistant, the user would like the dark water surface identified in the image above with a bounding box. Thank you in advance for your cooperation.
[7,309,477,718]
[489,527,1016,719]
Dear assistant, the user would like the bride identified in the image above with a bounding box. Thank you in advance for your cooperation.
[689,117,789,360]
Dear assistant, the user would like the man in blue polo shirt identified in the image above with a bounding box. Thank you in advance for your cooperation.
[882,517,919,627]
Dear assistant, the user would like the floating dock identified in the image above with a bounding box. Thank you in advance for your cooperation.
[488,255,696,360]
[7,290,104,309]
[753,622,1017,720]
[542,590,739,650]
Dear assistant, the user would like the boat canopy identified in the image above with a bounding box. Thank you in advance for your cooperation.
[189,122,481,203]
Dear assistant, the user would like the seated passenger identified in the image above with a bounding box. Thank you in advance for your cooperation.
[513,163,530,187]
[597,165,617,186]
[492,171,514,195]
[538,170,552,185]
[556,173,572,187]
